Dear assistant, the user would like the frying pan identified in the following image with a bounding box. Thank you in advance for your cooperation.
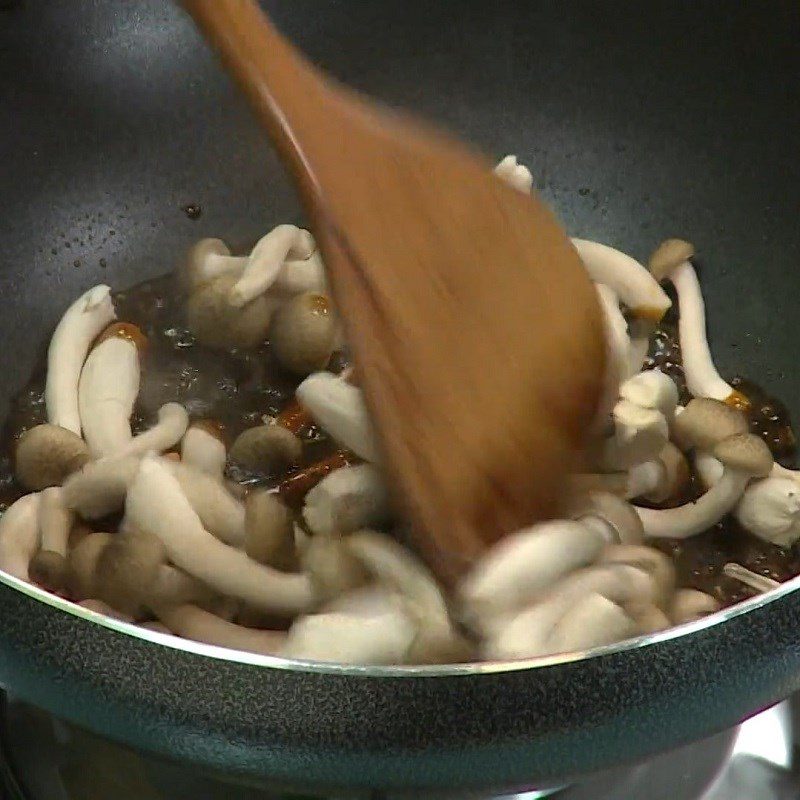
[1,0,799,795]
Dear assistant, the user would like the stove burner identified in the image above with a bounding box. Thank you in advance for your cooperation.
[1,693,800,799]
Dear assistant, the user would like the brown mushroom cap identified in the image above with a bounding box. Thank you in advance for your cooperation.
[244,490,296,570]
[180,238,231,291]
[648,238,696,282]
[713,433,773,478]
[645,441,691,504]
[67,531,113,600]
[186,274,272,350]
[15,424,90,491]
[94,530,167,617]
[269,292,337,375]
[229,424,302,474]
[568,492,644,545]
[672,398,748,452]
[29,550,69,593]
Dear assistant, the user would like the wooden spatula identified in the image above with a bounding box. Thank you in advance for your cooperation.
[183,0,606,583]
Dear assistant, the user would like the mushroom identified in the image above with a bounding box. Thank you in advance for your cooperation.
[626,442,690,503]
[269,292,337,375]
[295,372,380,462]
[118,403,189,458]
[156,603,287,655]
[38,487,73,558]
[229,423,302,475]
[61,456,140,519]
[66,531,112,599]
[600,399,669,470]
[186,273,275,350]
[150,564,217,609]
[78,323,144,457]
[302,463,390,536]
[670,589,720,624]
[672,397,748,453]
[733,477,800,546]
[126,456,315,615]
[228,225,315,308]
[272,251,327,296]
[626,602,671,634]
[648,242,747,408]
[300,532,368,603]
[628,318,655,376]
[29,550,69,593]
[484,563,657,659]
[14,424,90,491]
[619,370,679,422]
[544,593,637,656]
[598,544,676,608]
[459,519,608,632]
[244,490,296,570]
[636,433,773,538]
[282,585,418,664]
[595,283,632,388]
[278,450,356,508]
[180,238,246,292]
[45,284,116,435]
[722,562,780,594]
[180,421,227,478]
[167,461,246,547]
[76,599,135,622]
[139,621,171,634]
[494,155,533,194]
[571,239,671,321]
[0,493,41,581]
[93,530,167,617]
[567,492,644,545]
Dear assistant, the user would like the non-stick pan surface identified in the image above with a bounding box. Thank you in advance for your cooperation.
[1,0,799,793]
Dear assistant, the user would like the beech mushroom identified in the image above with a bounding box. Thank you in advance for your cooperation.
[628,318,655,376]
[29,550,69,593]
[672,397,748,453]
[186,273,275,350]
[118,403,189,458]
[45,284,116,435]
[229,423,302,475]
[636,433,773,538]
[296,372,380,462]
[38,487,73,558]
[167,461,245,547]
[567,492,644,545]
[300,532,367,603]
[62,456,140,519]
[601,399,669,470]
[180,421,227,478]
[722,562,780,594]
[302,463,390,536]
[15,424,90,491]
[459,519,608,631]
[670,589,720,624]
[0,493,41,580]
[244,490,296,570]
[545,593,637,656]
[571,239,671,321]
[76,599,134,622]
[648,241,747,408]
[619,370,679,421]
[156,603,287,655]
[494,155,533,194]
[66,531,112,599]
[272,251,327,296]
[228,225,315,308]
[594,283,631,389]
[626,602,671,634]
[598,544,676,608]
[269,292,337,375]
[734,477,800,546]
[150,564,216,609]
[626,442,690,503]
[181,238,246,292]
[126,456,315,615]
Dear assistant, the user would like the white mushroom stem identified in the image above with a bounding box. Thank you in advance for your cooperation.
[296,372,380,463]
[619,369,679,421]
[545,593,636,656]
[601,400,668,470]
[272,252,327,296]
[571,239,671,321]
[181,426,227,478]
[734,477,800,546]
[117,403,189,458]
[625,460,664,500]
[282,585,417,664]
[45,285,116,435]
[628,319,654,375]
[494,155,533,194]
[156,604,286,655]
[78,334,139,457]
[126,457,314,615]
[38,487,73,557]
[669,260,744,405]
[61,456,140,519]
[302,463,390,537]
[722,563,780,594]
[670,589,720,624]
[635,470,749,539]
[166,461,245,547]
[459,520,608,632]
[595,283,631,386]
[229,225,315,308]
[484,563,655,659]
[694,451,724,489]
[0,494,42,580]
[771,463,800,483]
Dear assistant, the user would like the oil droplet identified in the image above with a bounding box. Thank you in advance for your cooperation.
[99,258,107,268]
[182,203,202,220]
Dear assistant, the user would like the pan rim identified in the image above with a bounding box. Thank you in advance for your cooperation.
[1,565,795,677]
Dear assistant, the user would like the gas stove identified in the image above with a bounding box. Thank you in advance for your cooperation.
[2,693,799,799]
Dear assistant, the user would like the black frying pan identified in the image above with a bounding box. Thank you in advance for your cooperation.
[0,0,799,794]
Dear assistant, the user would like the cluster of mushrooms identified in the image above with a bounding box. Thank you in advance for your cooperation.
[0,155,796,665]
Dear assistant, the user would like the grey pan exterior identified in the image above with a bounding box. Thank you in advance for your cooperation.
[1,0,800,793]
